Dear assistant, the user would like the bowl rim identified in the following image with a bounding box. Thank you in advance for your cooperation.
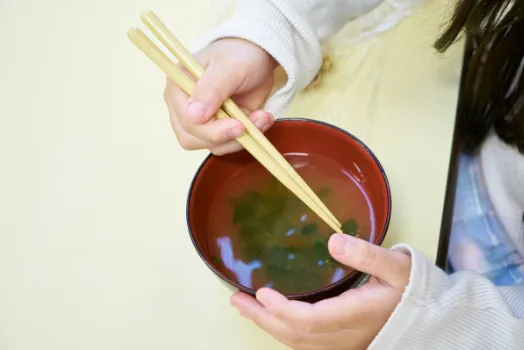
[185,118,392,299]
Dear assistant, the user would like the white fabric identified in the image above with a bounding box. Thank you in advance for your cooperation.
[370,244,524,349]
[199,0,386,114]
[199,0,524,348]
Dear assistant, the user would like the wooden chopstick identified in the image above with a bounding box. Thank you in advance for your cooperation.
[140,10,342,228]
[127,28,341,233]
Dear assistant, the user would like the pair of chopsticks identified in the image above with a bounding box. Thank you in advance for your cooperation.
[128,10,342,233]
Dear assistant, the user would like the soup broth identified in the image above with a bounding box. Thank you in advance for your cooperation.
[206,153,375,295]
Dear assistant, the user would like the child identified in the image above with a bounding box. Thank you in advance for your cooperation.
[164,0,524,348]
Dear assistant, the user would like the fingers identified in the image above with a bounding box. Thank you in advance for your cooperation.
[231,292,293,343]
[166,78,244,143]
[230,236,410,350]
[166,80,274,147]
[248,109,276,130]
[183,117,245,143]
[166,103,214,150]
[188,60,243,122]
[162,40,277,155]
[256,288,358,333]
[234,288,400,350]
[327,234,411,288]
[232,292,330,350]
[207,111,275,155]
[233,75,276,114]
[165,75,275,153]
[256,289,331,332]
[181,108,274,144]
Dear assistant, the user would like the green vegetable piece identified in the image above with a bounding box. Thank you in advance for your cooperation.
[301,222,318,236]
[232,191,262,224]
[267,265,286,279]
[324,257,338,268]
[233,184,287,223]
[243,244,266,260]
[232,179,345,293]
[341,219,359,236]
[312,240,331,260]
[238,223,258,239]
[290,268,324,292]
[267,265,292,291]
[264,179,283,195]
[211,256,220,265]
[266,216,291,236]
[266,246,289,267]
[257,197,282,220]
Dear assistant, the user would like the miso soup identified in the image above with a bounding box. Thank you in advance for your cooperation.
[206,153,375,295]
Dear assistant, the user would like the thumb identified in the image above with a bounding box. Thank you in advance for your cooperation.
[328,233,411,288]
[186,61,242,123]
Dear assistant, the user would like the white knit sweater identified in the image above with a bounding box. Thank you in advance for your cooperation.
[200,0,524,348]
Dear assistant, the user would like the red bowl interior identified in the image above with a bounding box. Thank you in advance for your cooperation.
[186,119,391,299]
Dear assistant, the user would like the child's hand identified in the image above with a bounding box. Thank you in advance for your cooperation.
[231,234,412,350]
[164,38,277,155]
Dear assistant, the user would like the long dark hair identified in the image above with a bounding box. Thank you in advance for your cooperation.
[435,0,524,154]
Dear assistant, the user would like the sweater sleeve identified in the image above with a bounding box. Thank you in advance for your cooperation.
[369,244,524,349]
[198,0,384,114]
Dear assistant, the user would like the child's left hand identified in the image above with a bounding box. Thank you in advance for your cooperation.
[230,233,412,350]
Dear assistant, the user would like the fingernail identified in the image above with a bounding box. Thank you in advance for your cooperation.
[329,233,349,255]
[252,112,274,129]
[230,299,248,316]
[232,303,246,317]
[228,126,244,138]
[238,308,250,319]
[230,294,245,308]
[262,114,276,131]
[253,116,265,129]
[186,101,207,119]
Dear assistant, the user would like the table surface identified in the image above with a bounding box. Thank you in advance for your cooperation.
[0,0,462,349]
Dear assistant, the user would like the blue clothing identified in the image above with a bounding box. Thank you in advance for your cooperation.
[447,153,524,286]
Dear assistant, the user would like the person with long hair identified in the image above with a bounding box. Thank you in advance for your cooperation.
[164,0,524,348]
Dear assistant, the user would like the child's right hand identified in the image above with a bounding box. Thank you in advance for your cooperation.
[164,38,278,155]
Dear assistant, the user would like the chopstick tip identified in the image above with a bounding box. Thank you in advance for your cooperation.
[140,9,154,21]
[127,27,144,41]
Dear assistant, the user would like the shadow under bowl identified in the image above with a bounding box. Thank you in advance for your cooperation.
[186,118,391,302]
